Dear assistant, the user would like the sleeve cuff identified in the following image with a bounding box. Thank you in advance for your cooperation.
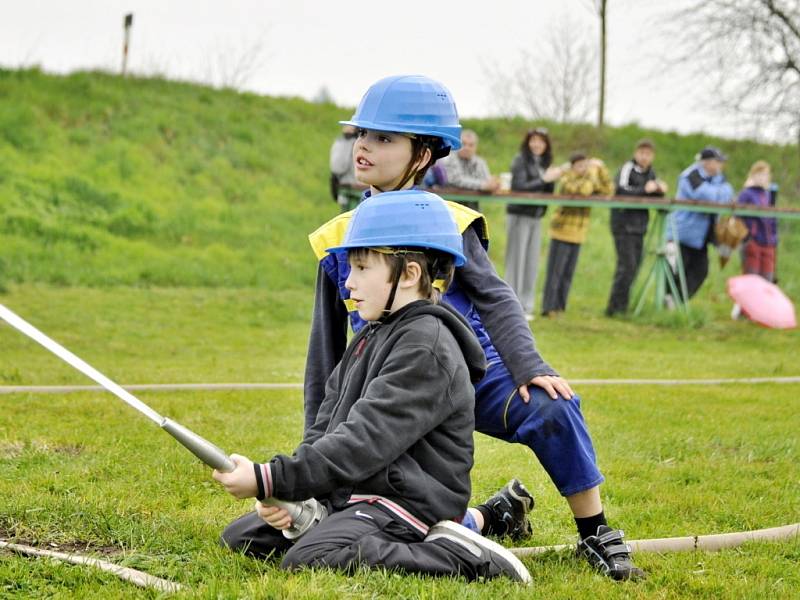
[253,462,274,501]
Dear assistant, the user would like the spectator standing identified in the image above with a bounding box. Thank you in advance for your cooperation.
[442,129,500,210]
[505,128,563,320]
[541,153,613,316]
[329,124,359,211]
[605,139,668,316]
[738,160,778,282]
[668,146,734,301]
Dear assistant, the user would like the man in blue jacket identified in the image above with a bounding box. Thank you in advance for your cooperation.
[668,146,734,301]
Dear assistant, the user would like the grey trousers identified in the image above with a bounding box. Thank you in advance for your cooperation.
[541,239,581,314]
[220,503,491,580]
[504,214,543,315]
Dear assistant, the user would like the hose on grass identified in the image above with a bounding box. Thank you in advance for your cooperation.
[510,522,800,557]
[3,523,798,590]
[0,540,184,594]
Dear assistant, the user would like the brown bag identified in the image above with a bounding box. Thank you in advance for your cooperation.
[715,216,749,267]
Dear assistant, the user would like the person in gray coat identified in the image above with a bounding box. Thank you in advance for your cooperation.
[441,129,500,210]
[504,128,564,320]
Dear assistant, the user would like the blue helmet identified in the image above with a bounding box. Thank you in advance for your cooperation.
[340,75,462,152]
[326,190,466,267]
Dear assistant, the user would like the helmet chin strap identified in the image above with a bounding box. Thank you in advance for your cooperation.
[391,158,425,191]
[380,256,406,321]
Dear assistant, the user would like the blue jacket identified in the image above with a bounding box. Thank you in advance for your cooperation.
[668,164,734,249]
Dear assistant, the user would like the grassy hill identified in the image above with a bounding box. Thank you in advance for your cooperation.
[1,67,798,298]
[0,68,344,289]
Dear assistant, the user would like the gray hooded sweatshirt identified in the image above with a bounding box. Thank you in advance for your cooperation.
[255,300,486,529]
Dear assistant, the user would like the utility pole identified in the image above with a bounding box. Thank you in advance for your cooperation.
[122,13,133,76]
[597,0,607,128]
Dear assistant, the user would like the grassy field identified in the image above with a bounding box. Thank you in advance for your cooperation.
[1,286,798,599]
[1,69,799,597]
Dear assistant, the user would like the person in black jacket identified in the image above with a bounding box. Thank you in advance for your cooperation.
[504,128,564,320]
[213,191,531,584]
[605,139,668,316]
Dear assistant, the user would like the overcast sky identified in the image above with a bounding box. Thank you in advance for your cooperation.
[1,0,765,142]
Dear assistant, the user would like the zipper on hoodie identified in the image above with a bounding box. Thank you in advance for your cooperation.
[337,321,380,408]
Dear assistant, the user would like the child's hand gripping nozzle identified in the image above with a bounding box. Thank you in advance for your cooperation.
[0,303,327,540]
[160,418,327,539]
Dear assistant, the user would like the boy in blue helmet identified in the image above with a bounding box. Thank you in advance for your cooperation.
[214,191,531,583]
[305,75,645,580]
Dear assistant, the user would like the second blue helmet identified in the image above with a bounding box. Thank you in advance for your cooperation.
[326,190,466,267]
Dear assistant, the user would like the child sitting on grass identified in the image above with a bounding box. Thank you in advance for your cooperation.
[213,190,531,583]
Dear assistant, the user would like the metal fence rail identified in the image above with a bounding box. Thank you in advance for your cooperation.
[340,186,799,316]
[341,185,800,219]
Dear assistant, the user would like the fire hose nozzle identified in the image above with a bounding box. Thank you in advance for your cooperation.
[262,497,329,540]
[160,418,327,538]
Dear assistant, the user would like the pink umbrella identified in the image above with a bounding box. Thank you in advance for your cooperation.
[727,275,797,329]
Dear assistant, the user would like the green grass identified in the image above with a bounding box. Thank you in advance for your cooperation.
[0,68,340,289]
[1,69,799,597]
[1,286,798,598]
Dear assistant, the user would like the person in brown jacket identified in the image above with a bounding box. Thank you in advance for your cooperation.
[541,153,613,316]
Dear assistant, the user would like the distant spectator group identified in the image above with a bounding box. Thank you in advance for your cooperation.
[330,127,780,320]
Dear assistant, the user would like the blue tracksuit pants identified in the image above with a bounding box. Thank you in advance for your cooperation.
[474,361,604,497]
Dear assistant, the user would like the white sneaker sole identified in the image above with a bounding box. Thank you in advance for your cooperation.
[426,520,532,584]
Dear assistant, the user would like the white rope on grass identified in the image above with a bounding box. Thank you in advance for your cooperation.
[570,376,800,385]
[0,540,185,593]
[1,376,799,395]
[0,383,303,394]
[510,522,800,557]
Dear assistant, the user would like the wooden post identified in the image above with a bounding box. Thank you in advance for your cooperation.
[122,13,133,76]
[597,0,607,128]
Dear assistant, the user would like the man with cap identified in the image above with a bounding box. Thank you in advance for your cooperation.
[668,146,734,301]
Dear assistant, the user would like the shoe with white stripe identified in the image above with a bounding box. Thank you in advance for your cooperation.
[425,520,532,584]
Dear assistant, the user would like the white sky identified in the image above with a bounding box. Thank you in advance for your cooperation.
[0,0,764,141]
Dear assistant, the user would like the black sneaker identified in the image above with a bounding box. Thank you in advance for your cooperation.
[479,479,534,540]
[425,520,532,584]
[577,525,646,580]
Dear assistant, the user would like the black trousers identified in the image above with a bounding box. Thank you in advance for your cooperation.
[541,239,581,314]
[675,243,709,301]
[606,232,645,315]
[220,503,488,580]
